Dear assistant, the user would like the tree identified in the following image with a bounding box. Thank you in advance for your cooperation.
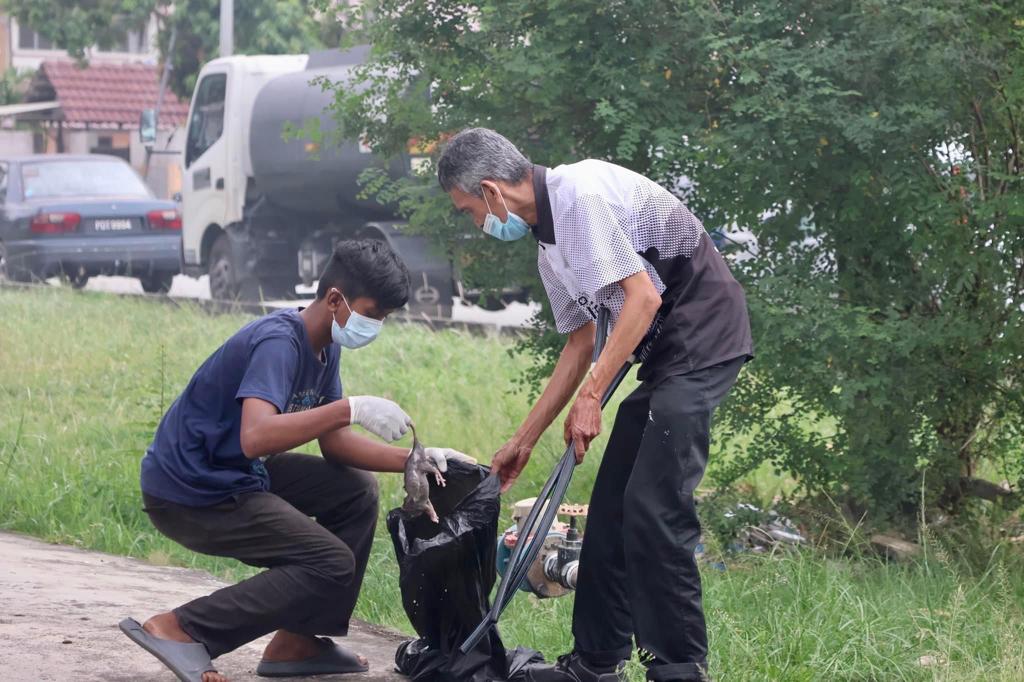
[0,0,153,61]
[328,0,1024,522]
[0,68,31,105]
[1,0,341,97]
[155,0,340,97]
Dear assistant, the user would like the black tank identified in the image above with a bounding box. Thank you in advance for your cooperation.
[248,47,406,218]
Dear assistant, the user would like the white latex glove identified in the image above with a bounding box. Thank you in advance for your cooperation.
[347,395,412,442]
[425,447,478,472]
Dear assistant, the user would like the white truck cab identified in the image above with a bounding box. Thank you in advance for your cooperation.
[180,55,307,297]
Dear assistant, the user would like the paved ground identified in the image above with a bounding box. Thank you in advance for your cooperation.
[0,531,408,681]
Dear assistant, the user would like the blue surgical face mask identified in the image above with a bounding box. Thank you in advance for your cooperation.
[331,291,383,349]
[481,186,530,241]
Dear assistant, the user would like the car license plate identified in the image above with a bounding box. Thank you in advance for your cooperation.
[93,218,133,231]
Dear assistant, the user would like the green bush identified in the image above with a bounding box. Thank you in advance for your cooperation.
[329,0,1024,522]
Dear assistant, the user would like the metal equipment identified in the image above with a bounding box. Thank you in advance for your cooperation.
[496,501,588,598]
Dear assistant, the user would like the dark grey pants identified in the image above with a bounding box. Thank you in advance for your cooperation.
[142,453,379,659]
[572,357,744,682]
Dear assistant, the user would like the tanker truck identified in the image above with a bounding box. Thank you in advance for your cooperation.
[177,46,453,316]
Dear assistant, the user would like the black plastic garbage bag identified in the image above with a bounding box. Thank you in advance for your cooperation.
[395,637,543,682]
[387,459,544,681]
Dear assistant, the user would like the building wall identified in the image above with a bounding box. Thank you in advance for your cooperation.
[0,15,11,72]
[9,15,159,71]
[65,131,89,155]
[0,129,32,155]
[136,127,184,199]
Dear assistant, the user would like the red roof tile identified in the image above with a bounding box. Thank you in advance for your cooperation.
[32,60,189,128]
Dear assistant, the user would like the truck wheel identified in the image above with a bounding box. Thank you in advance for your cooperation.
[474,293,507,312]
[358,228,454,319]
[244,276,296,301]
[208,233,239,301]
[141,271,174,294]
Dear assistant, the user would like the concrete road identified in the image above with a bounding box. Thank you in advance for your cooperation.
[81,274,539,329]
[0,531,408,681]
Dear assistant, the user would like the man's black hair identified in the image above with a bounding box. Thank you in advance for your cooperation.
[316,239,411,310]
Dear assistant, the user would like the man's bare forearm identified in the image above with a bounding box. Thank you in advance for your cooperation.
[320,426,409,472]
[579,274,660,401]
[240,398,351,459]
[514,323,595,446]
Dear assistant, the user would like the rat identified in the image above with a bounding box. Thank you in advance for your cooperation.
[402,426,446,523]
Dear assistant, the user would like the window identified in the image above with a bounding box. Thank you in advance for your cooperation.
[18,27,54,50]
[17,20,149,55]
[90,132,131,162]
[21,160,152,200]
[107,22,150,54]
[126,27,150,53]
[185,73,227,168]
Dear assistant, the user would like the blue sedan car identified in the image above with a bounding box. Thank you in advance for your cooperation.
[0,154,181,292]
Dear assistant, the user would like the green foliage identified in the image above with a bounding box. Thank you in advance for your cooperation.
[0,0,153,59]
[0,0,340,98]
[156,0,334,97]
[0,67,31,106]
[356,161,543,304]
[4,287,1024,679]
[326,0,1024,522]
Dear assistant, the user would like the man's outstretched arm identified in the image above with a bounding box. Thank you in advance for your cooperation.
[240,394,411,459]
[240,397,351,459]
[564,269,661,460]
[318,426,409,472]
[490,321,595,491]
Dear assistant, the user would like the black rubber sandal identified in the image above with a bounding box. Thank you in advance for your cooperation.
[256,636,369,677]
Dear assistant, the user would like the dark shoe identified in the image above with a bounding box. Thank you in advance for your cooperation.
[525,652,626,682]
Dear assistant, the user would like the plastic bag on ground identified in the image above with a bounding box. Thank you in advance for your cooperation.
[387,459,544,681]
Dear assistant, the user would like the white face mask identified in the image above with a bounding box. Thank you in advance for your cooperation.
[331,290,383,349]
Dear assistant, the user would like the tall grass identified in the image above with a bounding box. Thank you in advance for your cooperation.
[1,286,1022,680]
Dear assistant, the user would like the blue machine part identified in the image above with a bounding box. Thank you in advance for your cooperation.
[496,528,567,595]
[496,534,532,594]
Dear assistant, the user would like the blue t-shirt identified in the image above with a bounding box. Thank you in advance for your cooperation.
[140,308,343,506]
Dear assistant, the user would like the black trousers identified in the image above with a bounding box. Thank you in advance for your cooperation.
[572,357,744,681]
[142,453,379,659]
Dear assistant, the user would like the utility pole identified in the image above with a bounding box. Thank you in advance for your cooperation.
[143,24,176,180]
[219,0,233,57]
[154,25,176,128]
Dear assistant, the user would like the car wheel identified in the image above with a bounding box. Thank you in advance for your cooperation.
[141,271,174,294]
[65,266,89,289]
[208,233,239,301]
[0,241,27,283]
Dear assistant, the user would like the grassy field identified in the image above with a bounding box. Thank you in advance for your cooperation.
[2,286,1023,681]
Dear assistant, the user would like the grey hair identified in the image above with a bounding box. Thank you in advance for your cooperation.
[437,128,532,197]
